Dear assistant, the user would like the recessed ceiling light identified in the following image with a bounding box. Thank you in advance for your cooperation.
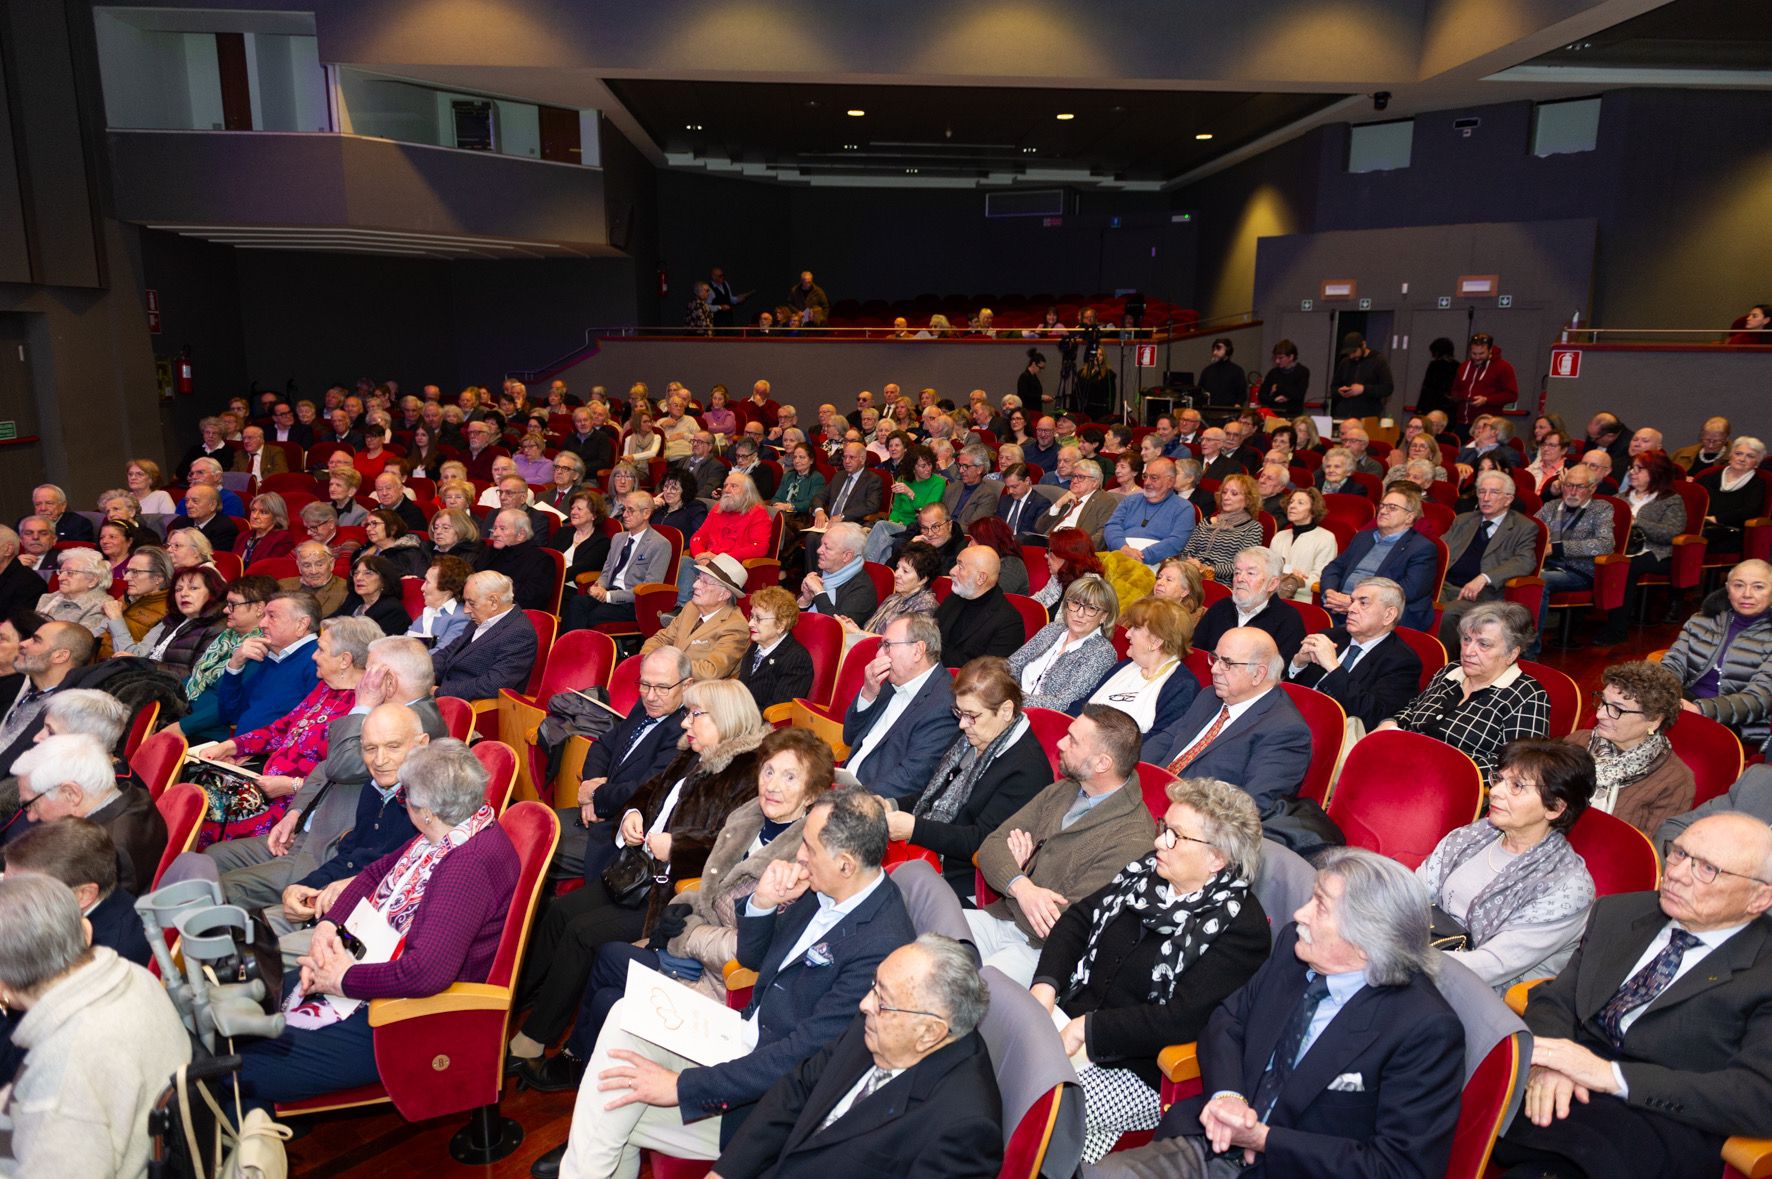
[1055,113,1075,121]
[905,167,919,174]
[685,124,703,131]
[843,143,859,150]
[1022,147,1036,154]
[847,109,866,117]
[1194,132,1213,140]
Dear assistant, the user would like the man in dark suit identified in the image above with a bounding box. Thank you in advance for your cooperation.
[0,526,45,618]
[268,402,313,449]
[1319,485,1442,632]
[28,485,94,543]
[430,569,538,702]
[995,464,1047,540]
[682,431,729,501]
[843,614,960,802]
[1492,813,1772,1179]
[710,934,1003,1179]
[167,484,239,553]
[1086,848,1464,1179]
[1288,577,1423,730]
[1144,628,1312,817]
[1030,460,1119,549]
[536,786,916,1179]
[473,509,558,612]
[0,620,91,782]
[11,732,168,895]
[934,545,1026,669]
[797,523,877,627]
[1198,428,1244,483]
[817,443,884,527]
[1192,547,1308,666]
[563,405,615,476]
[1437,471,1542,648]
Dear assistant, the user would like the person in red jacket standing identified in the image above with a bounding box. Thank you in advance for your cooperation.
[676,471,771,604]
[1448,332,1519,439]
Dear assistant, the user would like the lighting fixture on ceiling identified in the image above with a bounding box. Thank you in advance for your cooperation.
[847,109,866,117]
[1194,132,1213,140]
[905,167,919,174]
[843,143,858,150]
[1055,113,1075,121]
[1022,147,1036,154]
[685,123,703,131]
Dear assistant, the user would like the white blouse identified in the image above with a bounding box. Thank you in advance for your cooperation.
[1087,659,1181,732]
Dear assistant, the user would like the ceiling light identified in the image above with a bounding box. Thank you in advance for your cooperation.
[1022,147,1036,154]
[1055,113,1075,121]
[847,109,866,117]
[844,143,859,150]
[905,168,919,174]
[1194,132,1213,140]
[685,124,703,131]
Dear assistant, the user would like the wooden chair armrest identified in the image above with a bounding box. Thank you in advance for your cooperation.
[1158,1043,1200,1084]
[1505,575,1545,589]
[761,702,795,725]
[575,572,601,587]
[1593,553,1631,566]
[674,878,701,895]
[1504,977,1552,1016]
[723,961,759,990]
[1671,533,1708,545]
[368,983,511,1026]
[469,698,498,716]
[1722,1136,1772,1179]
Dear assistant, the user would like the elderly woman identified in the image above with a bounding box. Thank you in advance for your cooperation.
[1416,739,1596,990]
[233,492,295,566]
[885,658,1050,896]
[772,442,827,516]
[165,525,213,571]
[1148,557,1205,621]
[37,547,113,636]
[233,739,516,1111]
[353,508,428,580]
[604,459,644,517]
[736,585,815,713]
[1388,434,1450,486]
[1659,559,1772,750]
[97,488,143,529]
[513,431,554,484]
[1270,487,1337,602]
[338,553,412,636]
[189,615,378,846]
[95,546,172,655]
[1316,446,1358,495]
[863,443,947,563]
[508,679,769,1067]
[434,478,476,516]
[123,457,177,516]
[326,468,368,527]
[1032,526,1105,610]
[844,539,942,640]
[1564,661,1694,838]
[1379,601,1552,781]
[546,488,611,585]
[1596,448,1688,642]
[1179,473,1263,582]
[424,505,482,565]
[1007,573,1120,711]
[102,558,220,674]
[1111,451,1143,498]
[1077,597,1198,733]
[1697,435,1768,547]
[1031,777,1271,1162]
[406,554,473,651]
[0,876,190,1178]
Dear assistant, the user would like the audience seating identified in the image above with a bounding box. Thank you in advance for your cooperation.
[1566,808,1661,896]
[1518,659,1582,739]
[1134,761,1179,817]
[979,966,1085,1179]
[150,782,206,889]
[1279,683,1347,807]
[122,700,159,760]
[860,560,895,603]
[1633,480,1710,615]
[554,655,646,788]
[1021,706,1071,777]
[1282,597,1333,635]
[1021,546,1051,594]
[741,557,781,592]
[471,740,519,814]
[1321,493,1375,532]
[1393,626,1449,691]
[1004,592,1048,641]
[466,609,557,739]
[245,556,299,581]
[401,575,424,619]
[1666,709,1745,805]
[593,582,677,643]
[129,727,188,802]
[1499,517,1551,634]
[495,629,618,805]
[436,696,475,741]
[1328,730,1483,868]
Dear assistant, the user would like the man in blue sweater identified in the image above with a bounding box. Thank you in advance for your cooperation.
[1104,457,1196,565]
[172,592,321,743]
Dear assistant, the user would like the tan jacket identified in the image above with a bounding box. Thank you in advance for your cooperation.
[279,575,349,618]
[641,601,749,680]
[976,775,1154,943]
[671,799,807,999]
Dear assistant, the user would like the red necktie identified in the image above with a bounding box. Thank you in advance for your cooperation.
[1167,705,1230,775]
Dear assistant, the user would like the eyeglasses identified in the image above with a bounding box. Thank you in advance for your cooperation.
[637,676,689,695]
[1666,844,1772,886]
[1065,600,1105,616]
[868,978,947,1024]
[1204,652,1260,671]
[123,567,154,577]
[1376,503,1412,515]
[952,707,987,724]
[1156,823,1214,851]
[16,788,49,814]
[879,638,924,650]
[1596,699,1648,719]
[686,709,710,721]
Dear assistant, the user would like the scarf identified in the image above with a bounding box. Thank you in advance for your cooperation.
[914,715,1030,825]
[821,554,866,596]
[371,802,498,933]
[186,626,260,699]
[1416,820,1590,946]
[1066,857,1249,1004]
[1587,731,1673,802]
[1207,508,1252,531]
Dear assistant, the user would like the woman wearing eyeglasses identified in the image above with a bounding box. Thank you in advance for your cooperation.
[1415,739,1596,990]
[1075,598,1197,734]
[101,563,227,679]
[1030,777,1270,1162]
[1005,574,1120,712]
[1564,661,1694,839]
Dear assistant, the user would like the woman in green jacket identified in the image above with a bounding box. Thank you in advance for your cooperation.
[863,443,947,563]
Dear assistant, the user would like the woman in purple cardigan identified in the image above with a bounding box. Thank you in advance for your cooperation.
[235,738,517,1111]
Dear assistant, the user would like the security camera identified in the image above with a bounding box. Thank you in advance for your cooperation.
[1373,92,1391,112]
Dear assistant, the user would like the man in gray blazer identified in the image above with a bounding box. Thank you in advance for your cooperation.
[798,522,878,625]
[1437,470,1543,648]
[564,490,673,630]
[815,442,885,527]
[1029,459,1120,548]
[941,444,1003,530]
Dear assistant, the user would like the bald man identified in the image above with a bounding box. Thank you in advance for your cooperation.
[933,545,1026,668]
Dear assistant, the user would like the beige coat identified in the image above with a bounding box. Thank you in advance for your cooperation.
[642,601,749,680]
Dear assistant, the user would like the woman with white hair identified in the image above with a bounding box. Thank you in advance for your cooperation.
[165,526,214,571]
[233,739,519,1112]
[97,545,173,658]
[0,876,190,1178]
[36,547,112,636]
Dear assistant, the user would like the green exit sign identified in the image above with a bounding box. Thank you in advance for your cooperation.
[0,421,17,441]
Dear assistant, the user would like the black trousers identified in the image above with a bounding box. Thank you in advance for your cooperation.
[1491,1090,1724,1179]
[514,877,647,1044]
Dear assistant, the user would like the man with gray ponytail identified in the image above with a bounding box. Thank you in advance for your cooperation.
[1086,847,1464,1179]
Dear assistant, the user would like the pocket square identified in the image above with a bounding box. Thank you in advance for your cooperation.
[803,942,834,968]
[1328,1072,1365,1092]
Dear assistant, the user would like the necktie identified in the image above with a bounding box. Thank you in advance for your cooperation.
[820,1067,895,1131]
[617,716,659,766]
[1342,643,1364,671]
[751,647,765,675]
[1167,705,1230,775]
[1007,496,1025,534]
[830,474,854,517]
[607,536,635,588]
[1249,974,1331,1122]
[1596,929,1702,1047]
[0,685,45,749]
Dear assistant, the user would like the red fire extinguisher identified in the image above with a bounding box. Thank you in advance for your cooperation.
[657,265,669,297]
[176,345,195,396]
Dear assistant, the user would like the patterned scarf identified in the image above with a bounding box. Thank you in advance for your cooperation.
[1587,731,1673,801]
[186,626,260,699]
[370,803,498,933]
[1206,508,1252,531]
[1415,820,1590,945]
[1066,856,1249,1004]
[913,716,1029,825]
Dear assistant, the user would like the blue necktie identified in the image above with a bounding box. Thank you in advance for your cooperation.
[1250,974,1331,1122]
[1597,929,1701,1047]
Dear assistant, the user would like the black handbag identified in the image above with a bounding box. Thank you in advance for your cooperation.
[602,845,668,909]
[1429,904,1471,951]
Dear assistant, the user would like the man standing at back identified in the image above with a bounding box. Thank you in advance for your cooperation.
[1331,332,1394,419]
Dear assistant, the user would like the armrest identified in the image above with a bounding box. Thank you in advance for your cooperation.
[1593,553,1632,612]
[1504,977,1551,1016]
[1722,1136,1772,1179]
[575,572,601,588]
[368,982,512,1026]
[761,702,794,726]
[1746,517,1772,564]
[1158,1042,1200,1084]
[1670,533,1708,588]
[723,961,758,991]
[674,878,701,895]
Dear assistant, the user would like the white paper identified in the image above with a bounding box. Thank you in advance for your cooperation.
[619,959,759,1066]
[1123,536,1158,553]
[1051,1005,1094,1073]
[323,899,405,1020]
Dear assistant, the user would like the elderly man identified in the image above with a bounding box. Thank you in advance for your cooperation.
[708,935,1003,1178]
[11,733,167,894]
[1337,424,1385,477]
[1089,849,1463,1179]
[1255,463,1293,518]
[229,425,287,482]
[1033,458,1118,548]
[432,569,539,702]
[940,444,1002,529]
[729,438,778,500]
[1585,413,1631,479]
[1533,463,1615,641]
[188,456,246,516]
[0,620,93,779]
[1198,428,1242,482]
[13,517,60,582]
[563,405,616,475]
[1629,425,1664,460]
[536,785,914,1179]
[280,540,348,617]
[1289,577,1423,728]
[678,472,771,605]
[1193,547,1307,665]
[683,430,727,500]
[1105,458,1197,566]
[1673,416,1732,473]
[1455,414,1526,479]
[816,442,884,528]
[2,819,152,973]
[1221,420,1264,474]
[474,508,557,612]
[643,553,750,681]
[1491,813,1772,1179]
[463,417,509,482]
[169,483,239,552]
[1145,627,1313,816]
[483,473,563,536]
[1040,444,1083,490]
[27,484,94,543]
[842,615,960,801]
[1025,416,1061,474]
[746,379,782,431]
[1438,470,1542,648]
[969,705,1153,984]
[371,470,427,531]
[563,492,672,632]
[797,523,877,626]
[168,591,319,743]
[0,525,46,618]
[935,545,1026,668]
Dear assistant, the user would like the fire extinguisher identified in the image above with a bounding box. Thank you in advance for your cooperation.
[657,265,669,297]
[176,345,195,396]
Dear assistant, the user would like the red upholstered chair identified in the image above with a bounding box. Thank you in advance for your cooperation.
[652,524,686,586]
[400,575,424,620]
[151,783,206,888]
[790,635,882,727]
[1005,593,1049,641]
[245,556,299,581]
[791,612,844,711]
[1279,684,1347,808]
[495,630,618,805]
[1020,545,1052,594]
[436,696,475,741]
[932,575,953,603]
[1517,659,1581,739]
[273,803,559,1164]
[860,561,895,603]
[1184,647,1212,688]
[1393,626,1449,692]
[1021,706,1072,777]
[130,728,187,802]
[1257,511,1276,545]
[881,841,942,870]
[536,547,567,615]
[1567,808,1661,897]
[262,472,319,498]
[1634,481,1711,610]
[468,609,556,739]
[1417,500,1456,537]
[122,700,159,760]
[1348,472,1383,504]
[1200,579,1230,607]
[1321,493,1375,532]
[1135,761,1178,818]
[741,557,781,592]
[608,653,643,714]
[1496,517,1551,635]
[592,582,678,643]
[1666,709,1744,805]
[210,551,243,582]
[471,740,519,813]
[1328,730,1483,868]
[1282,597,1333,636]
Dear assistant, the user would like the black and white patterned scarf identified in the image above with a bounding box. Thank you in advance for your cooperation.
[1065,856,1249,1004]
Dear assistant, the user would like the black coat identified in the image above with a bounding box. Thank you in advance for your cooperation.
[337,591,413,636]
[546,525,611,587]
[473,538,558,612]
[0,558,47,619]
[804,571,878,627]
[906,725,1053,899]
[736,634,816,715]
[169,512,239,553]
[1192,595,1307,666]
[934,585,1025,668]
[1287,628,1422,729]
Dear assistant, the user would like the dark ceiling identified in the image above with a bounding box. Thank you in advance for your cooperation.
[1528,0,1772,69]
[604,80,1347,183]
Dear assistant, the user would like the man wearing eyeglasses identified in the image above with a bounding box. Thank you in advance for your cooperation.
[1318,485,1439,631]
[1492,813,1772,1179]
[564,492,672,632]
[843,615,959,802]
[940,444,1002,529]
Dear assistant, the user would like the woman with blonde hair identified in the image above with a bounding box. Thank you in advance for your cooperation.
[1006,573,1121,712]
[1178,472,1264,581]
[1151,556,1206,618]
[424,507,482,565]
[1077,597,1198,732]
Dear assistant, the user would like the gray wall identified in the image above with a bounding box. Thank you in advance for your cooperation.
[1537,348,1772,448]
